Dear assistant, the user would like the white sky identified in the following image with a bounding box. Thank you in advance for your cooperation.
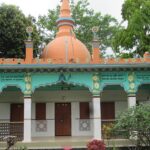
[0,0,125,22]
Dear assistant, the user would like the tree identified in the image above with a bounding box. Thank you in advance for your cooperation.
[114,104,150,149]
[0,4,40,58]
[112,0,150,57]
[37,0,119,55]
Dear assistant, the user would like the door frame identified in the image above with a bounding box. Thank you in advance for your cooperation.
[55,103,71,136]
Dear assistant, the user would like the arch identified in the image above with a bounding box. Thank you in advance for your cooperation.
[101,83,127,93]
[0,84,24,93]
[32,81,92,103]
[136,84,150,103]
[136,82,150,91]
[100,84,128,124]
[32,80,92,94]
[0,85,24,103]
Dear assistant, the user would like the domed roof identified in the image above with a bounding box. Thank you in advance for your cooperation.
[42,0,91,64]
[42,36,91,64]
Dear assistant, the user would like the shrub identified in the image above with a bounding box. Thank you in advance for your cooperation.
[87,139,106,150]
[102,123,114,139]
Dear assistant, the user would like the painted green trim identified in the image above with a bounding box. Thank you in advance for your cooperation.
[0,63,149,70]
[0,71,149,95]
[31,72,93,93]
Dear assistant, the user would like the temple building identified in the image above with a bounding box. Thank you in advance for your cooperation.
[0,0,150,149]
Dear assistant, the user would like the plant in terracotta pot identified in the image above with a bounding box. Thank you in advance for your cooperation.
[87,139,106,150]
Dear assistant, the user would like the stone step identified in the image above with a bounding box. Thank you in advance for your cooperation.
[0,141,87,150]
[0,139,136,150]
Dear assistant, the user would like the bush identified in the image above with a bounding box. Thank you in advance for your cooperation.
[87,139,106,150]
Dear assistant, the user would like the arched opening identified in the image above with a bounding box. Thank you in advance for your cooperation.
[100,85,127,138]
[0,86,23,103]
[31,82,92,139]
[32,82,91,102]
[0,86,24,141]
[136,84,150,104]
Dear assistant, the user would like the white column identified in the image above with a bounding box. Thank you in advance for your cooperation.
[92,96,101,139]
[23,96,32,142]
[128,95,136,108]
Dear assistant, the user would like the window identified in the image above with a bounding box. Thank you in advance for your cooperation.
[80,102,90,119]
[101,102,115,120]
[36,103,46,120]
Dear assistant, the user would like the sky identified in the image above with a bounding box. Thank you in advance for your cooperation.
[0,0,125,22]
[0,0,125,55]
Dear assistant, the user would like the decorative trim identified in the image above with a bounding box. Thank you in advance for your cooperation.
[57,22,74,28]
[92,95,100,98]
[0,64,149,72]
[79,119,90,131]
[128,72,136,94]
[92,73,100,95]
[24,73,32,96]
[128,93,136,97]
[32,73,92,93]
[36,120,47,132]
[25,41,33,48]
[56,17,75,23]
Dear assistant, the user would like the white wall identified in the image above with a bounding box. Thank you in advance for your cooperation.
[0,103,10,121]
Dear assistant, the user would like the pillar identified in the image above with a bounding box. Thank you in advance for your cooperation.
[128,94,136,108]
[25,40,33,64]
[92,95,101,139]
[23,96,32,142]
[92,38,100,63]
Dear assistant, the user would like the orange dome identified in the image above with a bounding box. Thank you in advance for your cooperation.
[42,0,91,64]
[42,36,91,64]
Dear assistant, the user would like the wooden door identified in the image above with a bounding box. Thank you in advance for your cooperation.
[36,103,46,120]
[11,104,24,122]
[101,102,115,120]
[80,102,90,119]
[55,103,71,136]
[10,104,24,140]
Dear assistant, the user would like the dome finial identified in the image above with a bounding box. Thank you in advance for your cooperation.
[60,0,71,18]
[56,0,75,37]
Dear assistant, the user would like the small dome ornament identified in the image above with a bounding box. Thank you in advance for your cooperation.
[92,26,99,33]
[92,26,99,40]
[92,75,99,81]
[26,26,33,41]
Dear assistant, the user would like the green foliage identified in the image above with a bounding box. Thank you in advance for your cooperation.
[0,4,40,58]
[114,104,150,149]
[112,0,150,57]
[117,52,134,58]
[37,0,119,54]
[37,5,60,44]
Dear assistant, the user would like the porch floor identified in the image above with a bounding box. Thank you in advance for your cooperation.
[0,136,136,149]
